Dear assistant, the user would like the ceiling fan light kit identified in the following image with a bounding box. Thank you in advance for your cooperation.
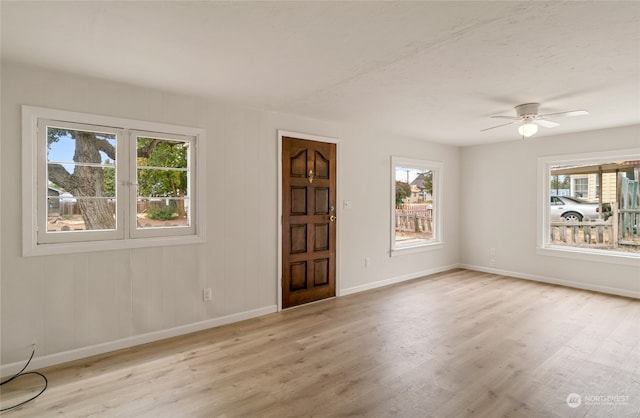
[481,102,589,138]
[518,122,538,138]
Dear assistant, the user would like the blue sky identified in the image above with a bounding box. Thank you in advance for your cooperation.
[395,167,426,183]
[48,133,116,174]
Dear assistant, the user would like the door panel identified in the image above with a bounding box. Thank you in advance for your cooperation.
[282,137,336,308]
[290,262,307,291]
[290,224,307,253]
[290,187,307,215]
[314,223,329,251]
[290,149,308,177]
[314,188,329,214]
[314,151,330,179]
[313,259,329,285]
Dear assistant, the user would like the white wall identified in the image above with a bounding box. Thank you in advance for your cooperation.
[1,62,460,372]
[459,126,640,296]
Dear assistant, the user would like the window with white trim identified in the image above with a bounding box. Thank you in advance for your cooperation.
[23,106,205,256]
[572,177,588,199]
[538,150,639,263]
[391,156,443,255]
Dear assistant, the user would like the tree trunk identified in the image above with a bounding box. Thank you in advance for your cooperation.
[171,180,186,218]
[70,132,115,230]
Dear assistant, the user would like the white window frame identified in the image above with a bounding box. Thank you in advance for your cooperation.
[22,105,206,256]
[129,130,196,239]
[390,156,443,256]
[572,176,589,199]
[537,148,640,266]
[37,119,124,244]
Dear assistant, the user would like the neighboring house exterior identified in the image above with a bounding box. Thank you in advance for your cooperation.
[570,172,617,203]
[47,187,61,215]
[408,172,432,203]
[47,187,77,216]
[553,160,640,204]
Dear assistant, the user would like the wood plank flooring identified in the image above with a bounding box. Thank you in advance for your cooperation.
[2,269,639,417]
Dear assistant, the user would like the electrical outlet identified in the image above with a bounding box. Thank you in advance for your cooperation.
[203,288,212,302]
[489,248,496,257]
[490,259,496,268]
[364,257,371,268]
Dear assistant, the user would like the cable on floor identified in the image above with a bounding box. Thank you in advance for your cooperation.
[0,346,48,412]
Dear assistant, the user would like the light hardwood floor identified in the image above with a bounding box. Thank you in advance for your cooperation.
[2,269,639,417]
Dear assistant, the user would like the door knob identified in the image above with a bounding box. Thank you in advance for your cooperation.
[330,215,337,222]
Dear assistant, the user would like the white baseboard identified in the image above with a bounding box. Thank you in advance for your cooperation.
[1,305,277,377]
[459,264,640,299]
[339,264,459,296]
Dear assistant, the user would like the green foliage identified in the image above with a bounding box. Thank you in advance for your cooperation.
[47,127,73,145]
[395,181,411,206]
[147,206,177,220]
[137,138,188,198]
[103,159,115,196]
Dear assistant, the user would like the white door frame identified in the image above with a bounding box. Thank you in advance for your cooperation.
[277,130,341,311]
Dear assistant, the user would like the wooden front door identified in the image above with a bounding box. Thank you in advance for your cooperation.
[282,137,336,309]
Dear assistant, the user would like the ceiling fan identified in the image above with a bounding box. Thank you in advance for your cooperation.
[481,103,589,137]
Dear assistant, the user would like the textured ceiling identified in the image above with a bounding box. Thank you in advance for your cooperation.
[2,1,639,146]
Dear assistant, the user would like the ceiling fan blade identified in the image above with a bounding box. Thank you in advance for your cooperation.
[538,109,589,118]
[537,118,560,128]
[480,121,518,132]
[490,115,520,120]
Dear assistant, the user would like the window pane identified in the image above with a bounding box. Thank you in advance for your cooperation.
[47,128,116,165]
[136,167,188,197]
[137,137,188,168]
[136,198,190,229]
[46,126,117,232]
[548,160,640,254]
[47,166,116,198]
[46,197,116,232]
[574,177,588,198]
[394,166,434,245]
[136,136,190,230]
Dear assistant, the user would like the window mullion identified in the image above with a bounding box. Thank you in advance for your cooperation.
[119,128,131,240]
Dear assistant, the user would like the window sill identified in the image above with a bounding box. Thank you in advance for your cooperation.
[23,234,205,257]
[536,245,640,267]
[391,241,444,257]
